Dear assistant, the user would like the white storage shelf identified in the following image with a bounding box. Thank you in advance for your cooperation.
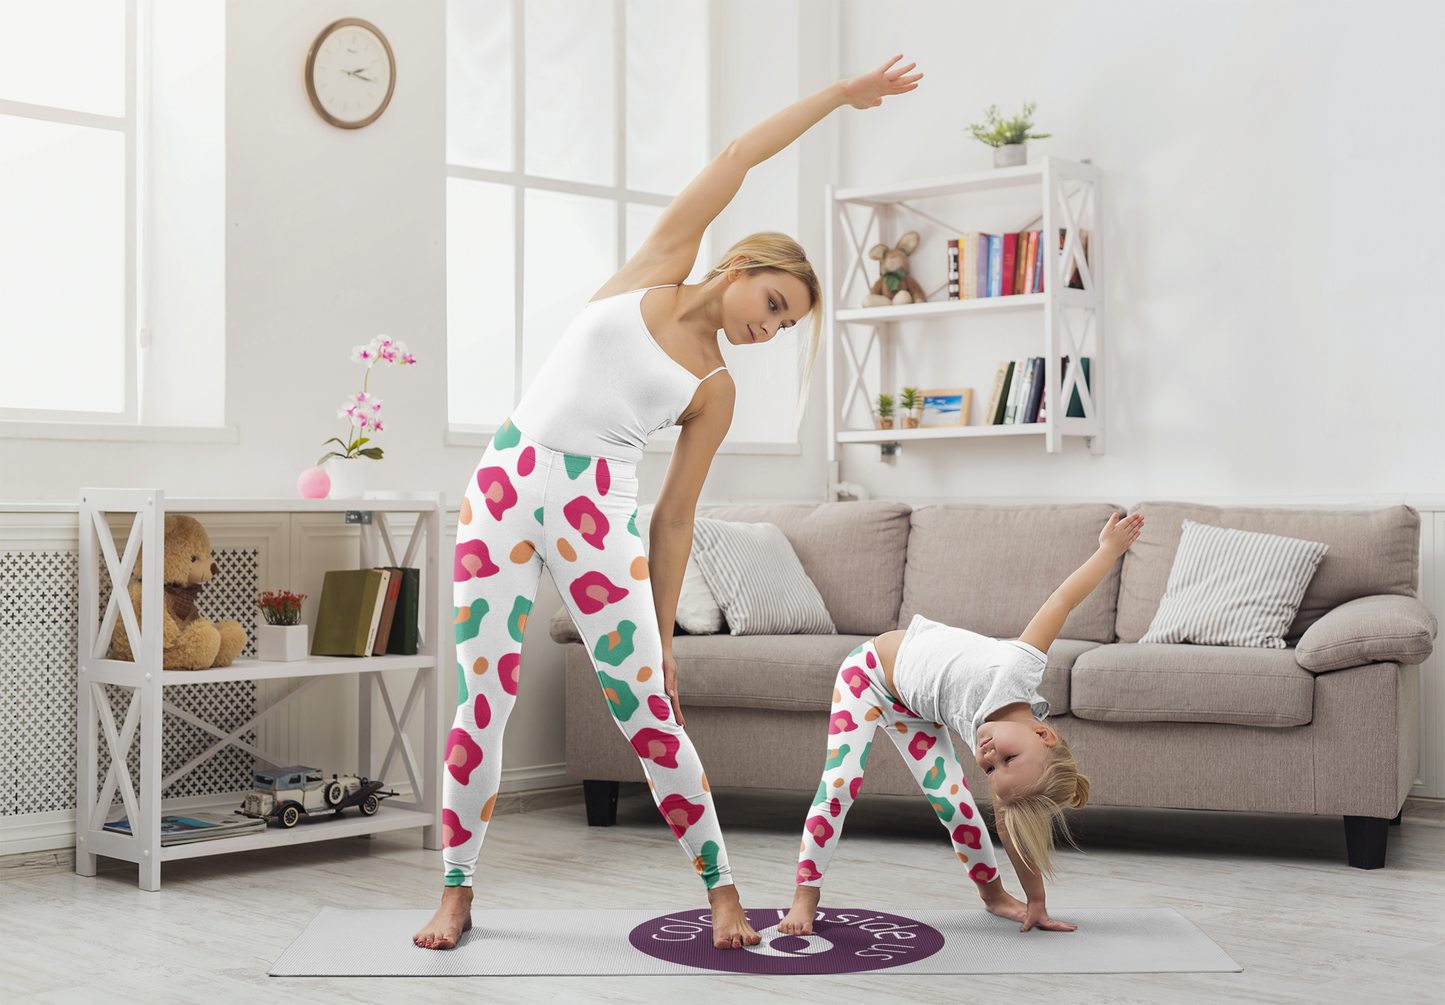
[823,157,1105,466]
[75,489,449,891]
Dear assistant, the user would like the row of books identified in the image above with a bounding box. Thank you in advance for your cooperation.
[983,356,1092,426]
[947,228,1089,300]
[311,567,420,657]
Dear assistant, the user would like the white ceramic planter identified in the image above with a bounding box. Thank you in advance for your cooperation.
[257,623,308,662]
[325,456,370,498]
[993,144,1027,168]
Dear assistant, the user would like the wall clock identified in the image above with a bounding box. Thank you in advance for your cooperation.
[304,18,396,129]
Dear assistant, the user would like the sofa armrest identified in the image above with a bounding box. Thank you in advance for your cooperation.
[550,605,583,645]
[1296,594,1438,672]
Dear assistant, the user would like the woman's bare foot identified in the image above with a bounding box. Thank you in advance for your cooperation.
[707,884,762,949]
[413,885,473,949]
[778,884,821,936]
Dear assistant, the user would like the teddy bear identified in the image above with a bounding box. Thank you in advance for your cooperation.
[863,230,928,307]
[108,514,247,670]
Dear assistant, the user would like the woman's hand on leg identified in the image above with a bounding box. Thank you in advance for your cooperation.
[663,649,686,727]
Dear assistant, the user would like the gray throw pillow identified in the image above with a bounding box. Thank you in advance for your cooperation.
[690,518,836,636]
[1140,520,1328,648]
[1295,594,1438,671]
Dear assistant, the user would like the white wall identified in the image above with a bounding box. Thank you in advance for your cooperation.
[832,0,1444,505]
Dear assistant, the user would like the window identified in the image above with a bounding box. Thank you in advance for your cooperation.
[0,0,134,420]
[445,0,711,433]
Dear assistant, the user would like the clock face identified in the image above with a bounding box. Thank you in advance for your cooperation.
[306,19,395,129]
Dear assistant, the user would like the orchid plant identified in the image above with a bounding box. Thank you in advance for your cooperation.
[318,336,418,466]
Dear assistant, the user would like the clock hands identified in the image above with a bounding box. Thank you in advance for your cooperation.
[340,67,378,83]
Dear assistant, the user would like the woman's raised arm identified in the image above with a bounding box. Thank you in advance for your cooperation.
[595,56,921,299]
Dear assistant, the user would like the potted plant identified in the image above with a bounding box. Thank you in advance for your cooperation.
[256,590,308,662]
[967,102,1050,168]
[319,336,418,498]
[875,392,895,430]
[900,387,921,428]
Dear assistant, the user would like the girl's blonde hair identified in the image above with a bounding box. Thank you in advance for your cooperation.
[993,733,1091,879]
[703,232,823,433]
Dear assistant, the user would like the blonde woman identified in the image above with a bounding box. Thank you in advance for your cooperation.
[416,56,923,951]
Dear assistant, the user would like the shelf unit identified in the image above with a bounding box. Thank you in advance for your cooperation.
[75,489,448,891]
[823,156,1105,472]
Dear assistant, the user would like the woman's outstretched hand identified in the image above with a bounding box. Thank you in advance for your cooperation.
[662,650,686,728]
[842,55,922,110]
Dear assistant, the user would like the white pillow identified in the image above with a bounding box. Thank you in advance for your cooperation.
[690,518,837,636]
[633,505,725,635]
[1140,520,1328,648]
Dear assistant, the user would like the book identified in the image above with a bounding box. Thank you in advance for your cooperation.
[1011,231,1028,295]
[967,233,989,299]
[1033,230,1045,292]
[987,235,1003,297]
[103,810,265,845]
[988,360,1015,425]
[1022,356,1046,423]
[1003,356,1030,424]
[1066,356,1092,417]
[383,567,421,655]
[1023,230,1039,294]
[1000,232,1018,297]
[312,568,389,656]
[362,569,391,656]
[983,361,1012,428]
[372,568,403,655]
[960,233,976,299]
[946,238,959,300]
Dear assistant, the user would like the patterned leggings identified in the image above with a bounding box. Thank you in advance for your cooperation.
[796,641,1000,888]
[444,419,731,890]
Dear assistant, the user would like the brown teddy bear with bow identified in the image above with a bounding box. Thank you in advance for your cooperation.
[863,230,928,307]
[108,514,247,670]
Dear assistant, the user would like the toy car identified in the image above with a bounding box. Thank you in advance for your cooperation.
[240,765,396,828]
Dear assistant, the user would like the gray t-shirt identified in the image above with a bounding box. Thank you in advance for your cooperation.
[892,615,1049,753]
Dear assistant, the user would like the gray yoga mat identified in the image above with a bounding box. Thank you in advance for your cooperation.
[270,906,1242,976]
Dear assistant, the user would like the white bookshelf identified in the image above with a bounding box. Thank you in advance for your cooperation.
[75,488,448,890]
[823,156,1105,476]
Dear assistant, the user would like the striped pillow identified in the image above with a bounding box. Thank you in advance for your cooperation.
[690,518,837,636]
[1140,520,1328,648]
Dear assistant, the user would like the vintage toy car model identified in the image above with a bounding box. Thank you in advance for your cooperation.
[240,765,396,828]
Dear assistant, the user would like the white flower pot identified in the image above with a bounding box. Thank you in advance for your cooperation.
[325,456,370,498]
[993,144,1027,168]
[256,623,308,662]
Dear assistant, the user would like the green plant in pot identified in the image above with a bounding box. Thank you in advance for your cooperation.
[875,392,895,430]
[967,101,1050,168]
[900,386,921,428]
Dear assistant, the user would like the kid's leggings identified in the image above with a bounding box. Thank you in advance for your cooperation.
[796,640,999,888]
[444,419,732,890]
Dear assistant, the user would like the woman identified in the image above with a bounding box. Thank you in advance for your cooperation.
[416,55,922,952]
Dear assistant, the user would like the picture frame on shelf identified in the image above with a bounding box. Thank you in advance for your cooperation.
[920,388,972,427]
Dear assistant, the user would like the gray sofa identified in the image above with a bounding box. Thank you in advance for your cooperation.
[552,501,1437,869]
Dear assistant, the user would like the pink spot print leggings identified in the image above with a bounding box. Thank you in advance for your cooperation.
[445,419,732,890]
[796,640,999,888]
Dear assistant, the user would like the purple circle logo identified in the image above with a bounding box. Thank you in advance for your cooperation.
[628,908,945,974]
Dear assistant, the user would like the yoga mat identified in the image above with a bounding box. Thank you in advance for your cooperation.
[270,906,1242,976]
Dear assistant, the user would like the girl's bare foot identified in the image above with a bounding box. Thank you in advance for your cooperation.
[707,884,762,949]
[413,885,473,949]
[778,884,821,936]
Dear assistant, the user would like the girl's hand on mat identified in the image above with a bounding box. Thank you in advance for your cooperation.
[663,651,686,727]
[842,55,922,110]
[1021,900,1077,933]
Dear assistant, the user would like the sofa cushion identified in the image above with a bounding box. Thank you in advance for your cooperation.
[698,501,912,636]
[1116,503,1420,644]
[1071,643,1315,727]
[898,503,1124,644]
[1295,594,1439,672]
[671,634,873,711]
[690,518,836,635]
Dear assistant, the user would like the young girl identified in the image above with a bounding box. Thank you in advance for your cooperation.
[780,512,1144,936]
[414,58,924,951]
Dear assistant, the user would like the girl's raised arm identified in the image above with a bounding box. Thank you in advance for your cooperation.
[595,56,921,300]
[1018,513,1143,655]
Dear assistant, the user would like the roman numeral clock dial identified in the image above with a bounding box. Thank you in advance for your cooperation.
[304,18,395,129]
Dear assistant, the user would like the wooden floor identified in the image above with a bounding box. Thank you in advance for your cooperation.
[3,788,1442,1004]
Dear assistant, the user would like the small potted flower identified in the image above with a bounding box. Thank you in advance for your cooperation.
[256,590,308,662]
[967,101,1050,168]
[875,392,896,430]
[318,336,418,498]
[900,387,921,428]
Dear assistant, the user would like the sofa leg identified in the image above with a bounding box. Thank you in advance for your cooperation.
[1389,810,1402,826]
[583,779,619,827]
[1343,815,1390,869]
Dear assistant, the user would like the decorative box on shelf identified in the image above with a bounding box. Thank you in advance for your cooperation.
[255,623,308,661]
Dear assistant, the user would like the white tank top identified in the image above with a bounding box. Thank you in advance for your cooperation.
[509,286,727,463]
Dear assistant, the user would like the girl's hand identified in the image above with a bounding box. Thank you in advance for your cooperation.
[841,55,922,110]
[1021,900,1078,933]
[1098,511,1144,557]
[662,650,686,728]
